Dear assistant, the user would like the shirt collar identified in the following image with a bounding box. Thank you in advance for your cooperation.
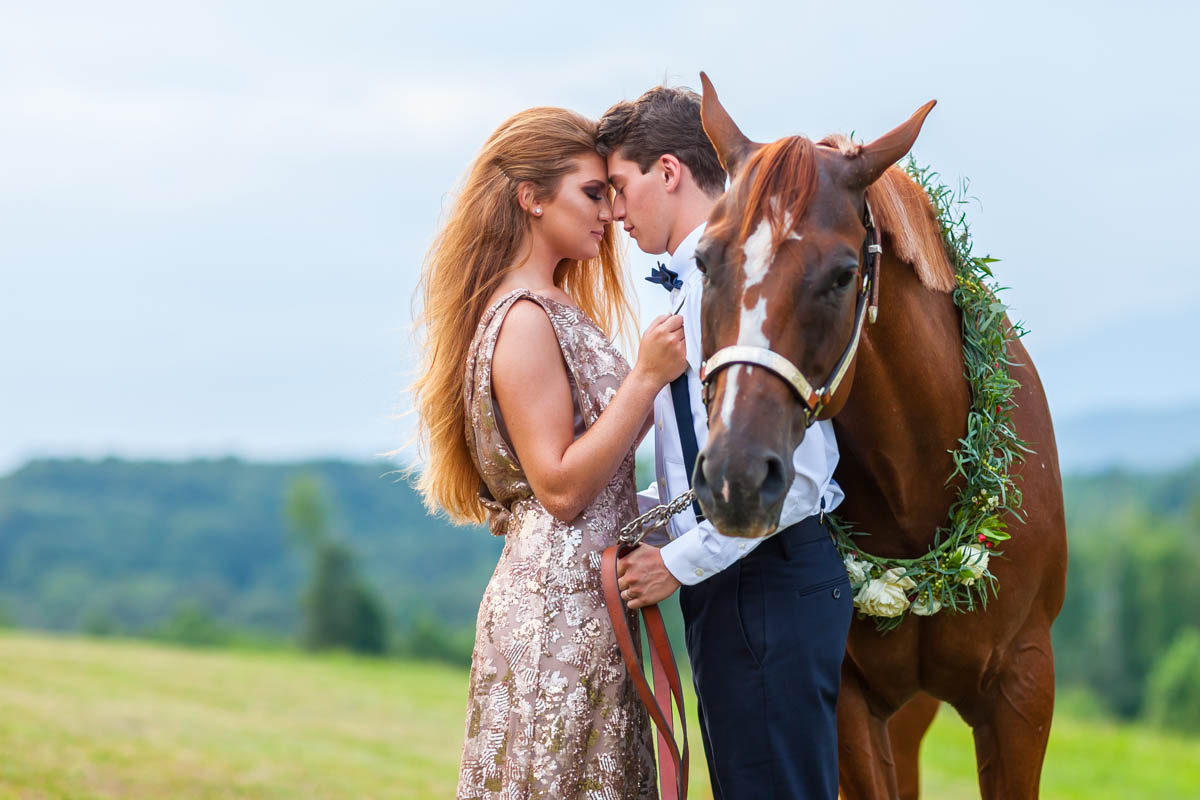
[668,223,706,285]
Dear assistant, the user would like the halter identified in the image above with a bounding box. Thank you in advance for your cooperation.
[698,200,882,427]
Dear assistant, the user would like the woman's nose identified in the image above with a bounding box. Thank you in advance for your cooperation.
[598,196,613,222]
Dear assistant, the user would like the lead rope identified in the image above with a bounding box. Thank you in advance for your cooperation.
[601,489,696,799]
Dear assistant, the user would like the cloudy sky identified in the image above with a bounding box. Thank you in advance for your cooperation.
[1,0,1196,471]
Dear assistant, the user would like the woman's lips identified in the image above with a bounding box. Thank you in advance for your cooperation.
[590,230,603,239]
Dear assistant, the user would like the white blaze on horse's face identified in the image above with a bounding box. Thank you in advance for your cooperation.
[719,210,800,433]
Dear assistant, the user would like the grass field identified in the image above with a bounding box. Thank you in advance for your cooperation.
[1,631,1197,799]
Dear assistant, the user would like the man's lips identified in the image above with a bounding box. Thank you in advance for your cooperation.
[624,225,636,236]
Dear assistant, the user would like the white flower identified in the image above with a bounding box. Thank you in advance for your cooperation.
[853,568,917,618]
[910,592,943,616]
[956,544,990,585]
[843,555,870,587]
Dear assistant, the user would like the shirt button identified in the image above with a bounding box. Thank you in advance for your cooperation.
[832,587,842,599]
[658,479,666,488]
[657,420,663,431]
[738,543,746,551]
[694,568,704,577]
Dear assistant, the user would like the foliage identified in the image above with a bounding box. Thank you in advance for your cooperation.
[2,456,1198,689]
[284,476,388,655]
[300,541,387,655]
[152,603,231,647]
[284,475,331,549]
[398,613,474,665]
[1144,628,1200,733]
[0,458,502,643]
[827,159,1030,631]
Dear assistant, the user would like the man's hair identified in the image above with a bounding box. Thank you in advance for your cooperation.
[596,86,726,197]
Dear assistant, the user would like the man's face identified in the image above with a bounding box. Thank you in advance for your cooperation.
[606,151,672,255]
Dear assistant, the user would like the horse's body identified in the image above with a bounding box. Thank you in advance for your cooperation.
[690,74,1067,798]
[831,224,1067,799]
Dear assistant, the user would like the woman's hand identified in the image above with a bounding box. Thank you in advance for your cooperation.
[633,314,688,387]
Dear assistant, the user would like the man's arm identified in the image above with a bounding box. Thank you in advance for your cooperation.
[618,421,838,606]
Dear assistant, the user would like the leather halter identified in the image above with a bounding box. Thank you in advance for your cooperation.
[699,200,882,426]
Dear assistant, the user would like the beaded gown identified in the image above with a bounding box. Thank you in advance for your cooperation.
[456,289,657,799]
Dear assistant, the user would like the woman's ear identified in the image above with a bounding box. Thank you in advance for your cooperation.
[516,181,542,216]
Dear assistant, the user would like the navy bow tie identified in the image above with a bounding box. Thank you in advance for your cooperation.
[646,261,683,292]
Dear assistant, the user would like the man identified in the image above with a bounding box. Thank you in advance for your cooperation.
[597,86,853,799]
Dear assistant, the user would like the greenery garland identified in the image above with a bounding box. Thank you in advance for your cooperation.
[826,157,1032,632]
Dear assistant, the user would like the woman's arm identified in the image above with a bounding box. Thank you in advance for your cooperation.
[492,299,682,521]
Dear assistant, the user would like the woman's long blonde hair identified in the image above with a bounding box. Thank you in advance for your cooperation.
[411,107,636,524]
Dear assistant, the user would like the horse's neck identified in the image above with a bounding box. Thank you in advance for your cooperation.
[832,255,970,555]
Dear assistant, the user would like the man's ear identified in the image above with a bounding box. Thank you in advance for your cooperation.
[660,154,683,194]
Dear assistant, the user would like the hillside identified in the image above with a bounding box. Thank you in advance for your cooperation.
[0,458,501,637]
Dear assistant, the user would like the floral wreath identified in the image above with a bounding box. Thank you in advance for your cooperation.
[825,158,1031,632]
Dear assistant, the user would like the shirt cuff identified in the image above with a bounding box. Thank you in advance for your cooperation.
[661,521,765,585]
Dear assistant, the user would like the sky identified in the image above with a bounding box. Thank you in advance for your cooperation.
[1,0,1197,472]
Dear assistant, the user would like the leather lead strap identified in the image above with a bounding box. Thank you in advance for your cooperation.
[601,544,689,800]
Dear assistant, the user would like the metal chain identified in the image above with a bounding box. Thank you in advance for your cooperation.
[617,489,697,547]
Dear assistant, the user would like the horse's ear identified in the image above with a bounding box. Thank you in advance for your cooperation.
[700,72,756,179]
[844,100,937,189]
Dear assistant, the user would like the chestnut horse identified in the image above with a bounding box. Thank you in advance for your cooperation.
[690,74,1067,799]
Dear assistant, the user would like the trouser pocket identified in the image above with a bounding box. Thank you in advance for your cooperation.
[736,560,766,668]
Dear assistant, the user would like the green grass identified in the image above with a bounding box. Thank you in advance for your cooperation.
[1,631,1197,799]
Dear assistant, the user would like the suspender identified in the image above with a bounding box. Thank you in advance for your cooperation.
[668,373,705,522]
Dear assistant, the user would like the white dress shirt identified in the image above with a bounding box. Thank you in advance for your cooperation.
[637,223,844,585]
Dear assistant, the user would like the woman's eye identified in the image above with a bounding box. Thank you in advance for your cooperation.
[585,190,601,201]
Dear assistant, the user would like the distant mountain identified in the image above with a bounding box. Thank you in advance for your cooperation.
[1052,404,1200,474]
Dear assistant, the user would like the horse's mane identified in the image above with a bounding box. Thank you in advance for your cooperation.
[819,134,956,293]
[709,135,819,256]
[709,132,955,294]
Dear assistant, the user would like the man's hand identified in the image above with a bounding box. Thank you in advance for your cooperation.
[617,544,681,609]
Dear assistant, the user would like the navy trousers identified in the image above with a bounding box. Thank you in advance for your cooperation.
[678,515,853,800]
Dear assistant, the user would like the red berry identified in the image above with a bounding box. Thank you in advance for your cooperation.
[977,533,986,542]
[985,542,994,549]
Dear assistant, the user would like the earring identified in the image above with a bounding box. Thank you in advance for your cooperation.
[533,207,542,216]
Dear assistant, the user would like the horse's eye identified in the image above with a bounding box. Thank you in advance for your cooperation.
[833,266,857,290]
[694,254,707,274]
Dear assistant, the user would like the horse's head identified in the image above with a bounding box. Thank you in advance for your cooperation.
[693,73,936,537]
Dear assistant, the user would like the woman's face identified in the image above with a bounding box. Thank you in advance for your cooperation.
[536,152,613,261]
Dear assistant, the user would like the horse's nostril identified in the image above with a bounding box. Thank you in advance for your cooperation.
[759,453,787,508]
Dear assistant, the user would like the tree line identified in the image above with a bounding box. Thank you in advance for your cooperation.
[0,457,1196,732]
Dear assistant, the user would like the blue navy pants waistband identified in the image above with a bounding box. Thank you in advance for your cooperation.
[762,514,830,560]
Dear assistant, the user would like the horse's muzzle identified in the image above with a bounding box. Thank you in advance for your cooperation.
[694,436,793,538]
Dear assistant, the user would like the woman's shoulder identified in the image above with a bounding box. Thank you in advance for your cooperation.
[484,286,578,314]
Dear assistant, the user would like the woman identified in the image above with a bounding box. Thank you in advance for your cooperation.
[412,106,687,798]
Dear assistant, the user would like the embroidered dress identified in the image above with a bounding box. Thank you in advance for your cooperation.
[456,290,657,799]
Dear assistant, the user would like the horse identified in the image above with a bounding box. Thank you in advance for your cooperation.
[688,73,1068,799]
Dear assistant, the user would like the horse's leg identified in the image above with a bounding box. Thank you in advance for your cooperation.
[964,632,1056,799]
[837,664,901,800]
[887,692,940,800]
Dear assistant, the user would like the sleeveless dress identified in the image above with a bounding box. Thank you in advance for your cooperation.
[456,290,657,800]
